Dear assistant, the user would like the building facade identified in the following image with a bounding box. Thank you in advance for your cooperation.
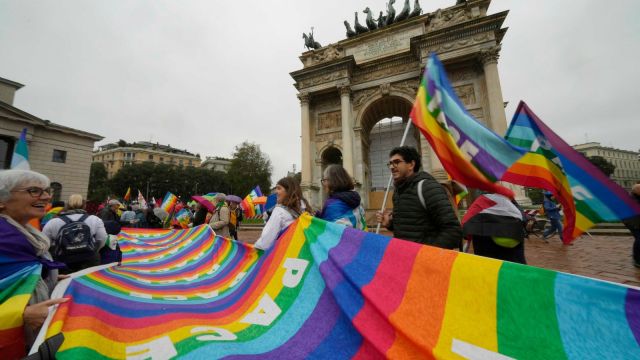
[291,0,517,210]
[573,142,640,190]
[93,141,202,178]
[0,76,103,201]
[200,156,231,172]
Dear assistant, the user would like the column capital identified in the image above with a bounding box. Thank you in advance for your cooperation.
[479,45,501,65]
[297,92,310,105]
[339,85,351,97]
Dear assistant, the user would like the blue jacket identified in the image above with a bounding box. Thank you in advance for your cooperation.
[543,196,561,220]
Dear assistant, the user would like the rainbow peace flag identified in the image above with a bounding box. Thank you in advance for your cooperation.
[41,206,63,226]
[160,192,178,213]
[241,186,264,219]
[37,215,639,359]
[173,208,192,229]
[123,187,132,202]
[504,102,640,242]
[410,53,525,198]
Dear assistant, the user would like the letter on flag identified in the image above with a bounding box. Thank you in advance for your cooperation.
[409,53,525,198]
[503,101,640,242]
[10,128,30,170]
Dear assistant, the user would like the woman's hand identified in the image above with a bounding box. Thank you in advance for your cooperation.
[57,274,71,281]
[23,298,69,329]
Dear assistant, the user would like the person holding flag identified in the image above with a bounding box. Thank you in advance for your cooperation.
[209,193,230,238]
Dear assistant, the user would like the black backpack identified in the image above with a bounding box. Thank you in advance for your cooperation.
[53,214,97,264]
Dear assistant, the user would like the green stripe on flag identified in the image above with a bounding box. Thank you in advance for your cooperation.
[497,262,567,360]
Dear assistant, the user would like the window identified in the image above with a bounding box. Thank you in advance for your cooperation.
[179,159,183,166]
[149,154,153,160]
[160,157,164,162]
[51,182,62,202]
[0,136,14,169]
[52,150,67,163]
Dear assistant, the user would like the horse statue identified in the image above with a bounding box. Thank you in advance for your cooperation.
[395,0,410,22]
[386,0,397,26]
[344,20,356,38]
[363,7,378,30]
[354,12,369,34]
[302,27,322,50]
[409,0,422,18]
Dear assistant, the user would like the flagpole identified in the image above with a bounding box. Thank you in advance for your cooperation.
[375,119,413,234]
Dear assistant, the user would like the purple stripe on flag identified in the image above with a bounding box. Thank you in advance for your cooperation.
[224,289,340,360]
[626,288,640,344]
[320,228,366,290]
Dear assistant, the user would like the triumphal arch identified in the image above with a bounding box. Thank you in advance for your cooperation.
[291,0,510,211]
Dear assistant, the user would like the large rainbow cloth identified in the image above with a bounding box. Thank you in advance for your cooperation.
[34,215,639,359]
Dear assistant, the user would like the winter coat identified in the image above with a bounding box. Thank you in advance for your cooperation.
[543,196,562,220]
[209,205,230,238]
[318,191,367,230]
[389,171,462,249]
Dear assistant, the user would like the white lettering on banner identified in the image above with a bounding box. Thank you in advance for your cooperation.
[125,336,177,360]
[282,258,309,288]
[195,290,219,299]
[459,140,480,161]
[130,292,153,299]
[169,248,178,254]
[159,280,176,284]
[206,264,221,275]
[184,274,199,282]
[240,294,282,326]
[571,186,594,201]
[163,295,187,301]
[230,272,246,287]
[449,126,461,142]
[176,261,188,268]
[191,326,237,341]
[451,339,514,360]
[138,279,152,284]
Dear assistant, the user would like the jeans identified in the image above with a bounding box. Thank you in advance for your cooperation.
[632,229,640,265]
[544,217,563,240]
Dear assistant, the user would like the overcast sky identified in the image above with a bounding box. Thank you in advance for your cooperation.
[1,0,638,181]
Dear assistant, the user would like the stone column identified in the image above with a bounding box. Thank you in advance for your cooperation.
[298,92,312,186]
[480,46,508,136]
[340,86,355,176]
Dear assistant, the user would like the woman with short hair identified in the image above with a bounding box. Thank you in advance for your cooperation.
[254,177,311,250]
[0,170,68,356]
[42,193,107,273]
[317,164,367,230]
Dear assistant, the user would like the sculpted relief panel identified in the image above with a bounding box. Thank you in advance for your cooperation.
[453,84,476,106]
[317,111,342,131]
[298,69,348,89]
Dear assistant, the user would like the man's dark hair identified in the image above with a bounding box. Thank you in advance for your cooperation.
[389,146,421,172]
[51,201,65,208]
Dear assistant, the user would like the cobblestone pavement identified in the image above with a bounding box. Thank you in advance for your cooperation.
[237,229,640,287]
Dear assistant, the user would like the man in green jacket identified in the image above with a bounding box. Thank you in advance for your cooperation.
[376,146,462,249]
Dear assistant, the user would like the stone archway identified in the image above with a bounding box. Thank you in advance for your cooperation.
[291,0,511,210]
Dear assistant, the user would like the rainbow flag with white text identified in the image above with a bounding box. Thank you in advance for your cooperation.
[160,192,178,213]
[36,215,640,359]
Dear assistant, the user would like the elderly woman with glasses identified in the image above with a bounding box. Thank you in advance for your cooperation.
[0,170,68,357]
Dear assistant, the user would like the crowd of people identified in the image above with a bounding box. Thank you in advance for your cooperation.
[3,145,639,356]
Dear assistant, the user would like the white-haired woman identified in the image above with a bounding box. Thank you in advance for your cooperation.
[0,170,67,355]
[43,193,107,273]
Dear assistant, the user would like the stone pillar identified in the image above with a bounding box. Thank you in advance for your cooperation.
[298,92,312,187]
[480,46,508,136]
[340,86,355,176]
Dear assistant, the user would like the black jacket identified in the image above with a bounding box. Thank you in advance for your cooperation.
[389,171,462,249]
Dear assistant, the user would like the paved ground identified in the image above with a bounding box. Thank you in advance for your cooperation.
[237,228,640,287]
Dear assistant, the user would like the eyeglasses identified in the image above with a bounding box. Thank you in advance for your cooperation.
[11,187,52,198]
[387,159,405,168]
[320,178,328,183]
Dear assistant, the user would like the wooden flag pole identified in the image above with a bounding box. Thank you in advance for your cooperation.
[375,119,414,234]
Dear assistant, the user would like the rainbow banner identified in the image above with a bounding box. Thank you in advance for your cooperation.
[37,215,640,359]
[410,53,525,198]
[504,101,640,242]
[160,192,178,213]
